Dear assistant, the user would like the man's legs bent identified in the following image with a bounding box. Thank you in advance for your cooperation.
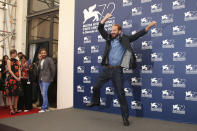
[112,68,129,119]
[91,68,111,104]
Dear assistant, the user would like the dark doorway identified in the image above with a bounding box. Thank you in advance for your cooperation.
[29,41,57,108]
[26,1,59,108]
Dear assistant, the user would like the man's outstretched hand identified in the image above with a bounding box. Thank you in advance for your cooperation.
[145,21,157,32]
[150,21,157,27]
[105,13,113,19]
[101,13,113,24]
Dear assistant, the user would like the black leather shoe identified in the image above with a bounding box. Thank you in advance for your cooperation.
[86,102,100,107]
[123,118,130,126]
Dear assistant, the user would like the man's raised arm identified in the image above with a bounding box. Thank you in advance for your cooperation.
[100,13,112,24]
[128,21,157,42]
[98,13,113,40]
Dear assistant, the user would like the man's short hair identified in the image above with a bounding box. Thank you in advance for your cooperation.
[40,48,47,53]
[113,24,122,31]
[10,49,17,55]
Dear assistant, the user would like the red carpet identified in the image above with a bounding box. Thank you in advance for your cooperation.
[0,106,40,119]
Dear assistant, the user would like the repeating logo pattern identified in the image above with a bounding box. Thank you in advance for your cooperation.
[162,90,175,99]
[123,0,133,7]
[141,89,152,98]
[151,102,162,112]
[172,104,185,114]
[185,38,197,47]
[151,53,163,62]
[172,0,185,10]
[74,0,197,124]
[173,78,186,88]
[77,66,85,73]
[151,78,163,87]
[162,39,175,48]
[142,41,153,50]
[123,19,133,28]
[131,101,142,110]
[161,14,174,24]
[105,87,114,95]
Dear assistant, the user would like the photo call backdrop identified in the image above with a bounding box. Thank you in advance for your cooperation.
[74,0,197,124]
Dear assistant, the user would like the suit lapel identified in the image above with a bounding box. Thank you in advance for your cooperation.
[120,35,132,51]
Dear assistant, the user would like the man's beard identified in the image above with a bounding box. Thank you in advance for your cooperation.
[111,33,119,38]
[42,55,46,59]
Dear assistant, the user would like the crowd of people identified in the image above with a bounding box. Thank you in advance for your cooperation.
[0,48,55,115]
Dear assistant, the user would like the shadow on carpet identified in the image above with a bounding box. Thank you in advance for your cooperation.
[0,123,23,131]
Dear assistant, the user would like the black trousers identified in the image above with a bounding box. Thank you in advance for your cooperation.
[18,79,32,110]
[33,81,43,106]
[92,67,129,119]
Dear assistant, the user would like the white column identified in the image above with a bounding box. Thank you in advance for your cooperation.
[15,0,27,54]
[57,0,75,109]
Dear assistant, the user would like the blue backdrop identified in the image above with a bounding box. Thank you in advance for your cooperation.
[74,0,197,124]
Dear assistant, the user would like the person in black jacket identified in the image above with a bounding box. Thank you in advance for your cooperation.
[32,53,43,107]
[86,13,157,126]
[0,55,9,107]
[17,55,33,112]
